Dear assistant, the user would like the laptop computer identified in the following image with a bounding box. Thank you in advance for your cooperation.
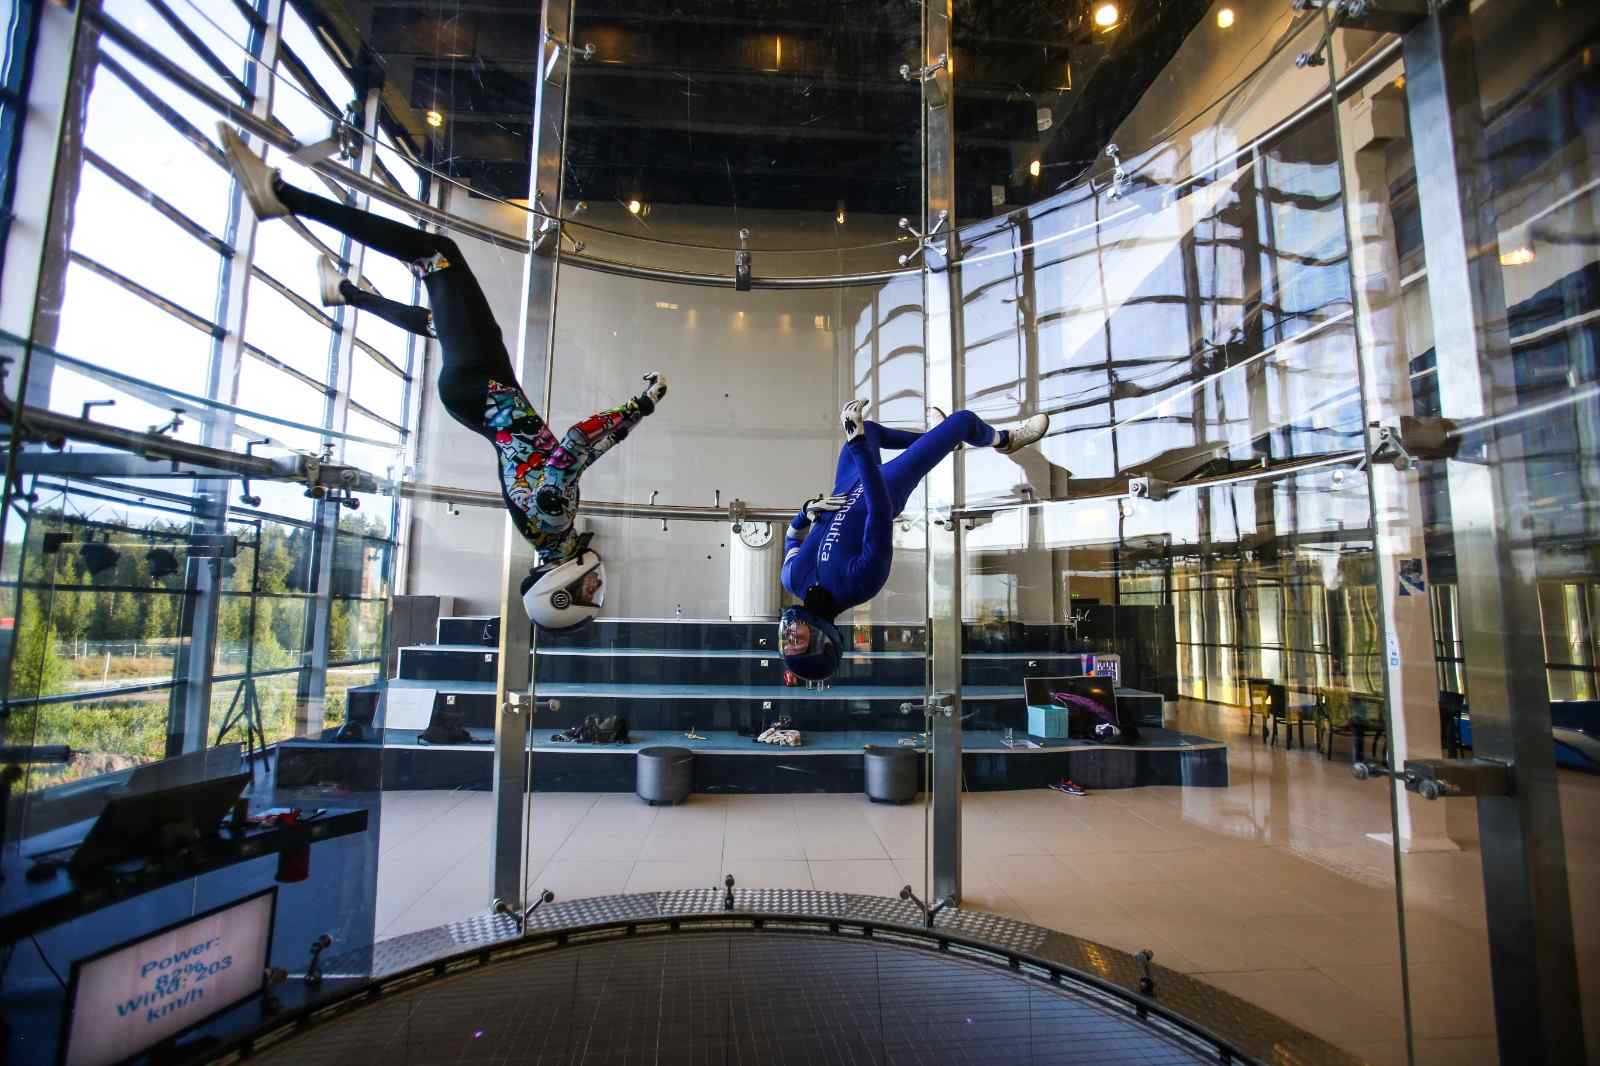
[67,771,252,876]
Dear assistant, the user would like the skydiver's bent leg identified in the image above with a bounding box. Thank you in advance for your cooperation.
[880,410,998,511]
[338,282,435,337]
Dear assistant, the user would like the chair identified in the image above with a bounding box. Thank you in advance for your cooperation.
[1319,689,1388,763]
[1245,678,1274,741]
[1275,684,1315,750]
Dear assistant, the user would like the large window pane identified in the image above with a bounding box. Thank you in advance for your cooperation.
[70,164,224,316]
[242,276,336,380]
[82,72,234,237]
[54,263,213,396]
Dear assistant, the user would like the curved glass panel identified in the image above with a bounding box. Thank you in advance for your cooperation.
[557,0,925,276]
[946,11,1411,1063]
[1334,3,1600,1063]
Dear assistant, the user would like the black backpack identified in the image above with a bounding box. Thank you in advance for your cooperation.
[553,714,629,744]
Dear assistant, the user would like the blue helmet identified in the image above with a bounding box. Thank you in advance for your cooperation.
[778,606,843,682]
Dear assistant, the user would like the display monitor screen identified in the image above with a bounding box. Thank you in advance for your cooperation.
[1024,675,1122,738]
[61,889,276,1066]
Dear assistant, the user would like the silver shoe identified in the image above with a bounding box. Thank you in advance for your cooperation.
[996,413,1049,454]
[317,255,347,307]
[217,123,287,220]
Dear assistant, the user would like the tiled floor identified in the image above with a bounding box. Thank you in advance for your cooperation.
[374,701,1600,1066]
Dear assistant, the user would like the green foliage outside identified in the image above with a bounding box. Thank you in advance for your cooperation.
[2,510,391,791]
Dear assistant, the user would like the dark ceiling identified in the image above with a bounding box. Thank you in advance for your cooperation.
[305,0,1212,219]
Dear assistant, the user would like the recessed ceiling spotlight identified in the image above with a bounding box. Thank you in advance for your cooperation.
[1094,3,1119,28]
[425,109,444,128]
[1216,7,1235,28]
[1029,159,1041,178]
[835,201,847,225]
[627,199,643,215]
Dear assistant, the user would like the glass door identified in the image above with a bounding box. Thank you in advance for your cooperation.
[1334,4,1600,1062]
[514,0,934,910]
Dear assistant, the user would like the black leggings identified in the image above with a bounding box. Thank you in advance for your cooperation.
[340,281,433,337]
[274,182,532,442]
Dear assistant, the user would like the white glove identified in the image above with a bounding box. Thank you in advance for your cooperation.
[640,371,668,405]
[840,399,869,442]
[803,493,849,523]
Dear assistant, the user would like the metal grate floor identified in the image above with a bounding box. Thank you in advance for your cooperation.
[258,932,1214,1066]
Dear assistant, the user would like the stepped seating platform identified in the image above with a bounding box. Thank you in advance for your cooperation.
[275,615,1226,795]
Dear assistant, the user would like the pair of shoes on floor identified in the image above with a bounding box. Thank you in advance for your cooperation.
[756,727,802,747]
[1048,778,1087,796]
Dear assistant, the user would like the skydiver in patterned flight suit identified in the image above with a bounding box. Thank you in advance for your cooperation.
[219,125,664,630]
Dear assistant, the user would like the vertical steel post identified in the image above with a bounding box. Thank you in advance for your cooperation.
[1402,8,1584,1062]
[168,0,283,754]
[922,0,962,904]
[297,84,381,738]
[490,0,574,909]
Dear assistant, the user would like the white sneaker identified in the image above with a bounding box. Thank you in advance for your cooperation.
[317,254,347,307]
[840,399,870,442]
[996,413,1049,455]
[217,123,287,220]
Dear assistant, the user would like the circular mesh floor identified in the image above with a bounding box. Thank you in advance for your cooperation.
[255,931,1218,1065]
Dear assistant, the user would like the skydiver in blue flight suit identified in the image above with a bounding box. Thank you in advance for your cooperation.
[778,401,1050,681]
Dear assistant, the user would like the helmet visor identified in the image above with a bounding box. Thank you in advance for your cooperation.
[780,610,834,658]
[564,561,605,609]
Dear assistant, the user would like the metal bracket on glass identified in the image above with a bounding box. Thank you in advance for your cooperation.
[897,211,948,266]
[289,104,363,165]
[503,692,561,716]
[1103,144,1128,201]
[1292,0,1424,68]
[303,934,332,985]
[899,884,956,929]
[301,457,362,510]
[543,37,595,82]
[735,228,753,292]
[899,53,948,82]
[530,193,584,257]
[239,439,269,507]
[494,889,556,932]
[900,692,955,719]
[1291,0,1425,37]
[1352,756,1513,801]
[1135,950,1157,996]
[1355,416,1460,473]
[148,407,185,437]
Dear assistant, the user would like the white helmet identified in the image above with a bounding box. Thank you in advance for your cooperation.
[521,549,605,631]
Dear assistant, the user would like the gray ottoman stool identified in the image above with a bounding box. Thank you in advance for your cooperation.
[863,745,918,804]
[636,746,693,806]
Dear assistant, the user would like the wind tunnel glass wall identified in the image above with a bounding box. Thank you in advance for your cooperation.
[943,13,1417,1065]
[508,0,935,908]
[1333,1,1600,1059]
[0,0,460,1055]
[556,0,924,278]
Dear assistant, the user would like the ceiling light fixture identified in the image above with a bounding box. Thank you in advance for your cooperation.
[1216,6,1234,28]
[835,202,847,225]
[425,109,444,128]
[1094,3,1119,28]
[627,199,643,215]
[1029,159,1041,178]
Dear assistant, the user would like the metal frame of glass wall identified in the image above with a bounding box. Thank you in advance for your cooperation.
[0,0,422,792]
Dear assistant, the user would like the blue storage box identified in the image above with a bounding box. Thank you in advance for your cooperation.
[1026,704,1069,739]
